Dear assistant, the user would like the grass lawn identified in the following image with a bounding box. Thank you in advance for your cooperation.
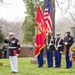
[0,56,75,75]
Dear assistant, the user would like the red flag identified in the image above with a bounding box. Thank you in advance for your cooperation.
[35,4,47,56]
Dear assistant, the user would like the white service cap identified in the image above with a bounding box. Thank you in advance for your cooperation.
[9,32,14,36]
[66,30,70,33]
[56,32,60,35]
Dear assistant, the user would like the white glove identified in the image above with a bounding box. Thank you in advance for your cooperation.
[60,51,62,53]
[16,54,19,57]
[6,35,9,39]
[65,42,68,45]
[69,54,72,57]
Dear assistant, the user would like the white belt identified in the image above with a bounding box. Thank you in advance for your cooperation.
[49,43,53,46]
[64,42,68,45]
[9,47,17,49]
[58,45,62,47]
[49,44,52,46]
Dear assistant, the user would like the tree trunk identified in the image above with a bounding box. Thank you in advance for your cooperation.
[0,49,2,58]
[50,0,55,36]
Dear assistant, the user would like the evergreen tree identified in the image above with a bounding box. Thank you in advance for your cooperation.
[22,0,44,45]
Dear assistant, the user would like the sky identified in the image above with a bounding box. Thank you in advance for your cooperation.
[0,0,61,22]
[0,0,26,22]
[0,0,75,22]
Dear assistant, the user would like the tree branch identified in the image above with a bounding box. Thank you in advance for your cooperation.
[56,0,66,4]
[65,0,70,13]
[56,0,75,23]
[0,0,12,7]
[55,0,64,16]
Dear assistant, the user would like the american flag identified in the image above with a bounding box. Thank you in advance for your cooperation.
[44,0,53,32]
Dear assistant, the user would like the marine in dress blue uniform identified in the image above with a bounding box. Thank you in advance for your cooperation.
[35,38,44,68]
[54,33,64,68]
[46,32,55,67]
[4,32,20,73]
[64,31,74,68]
[37,48,44,68]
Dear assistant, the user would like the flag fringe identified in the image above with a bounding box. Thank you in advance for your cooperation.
[36,44,45,56]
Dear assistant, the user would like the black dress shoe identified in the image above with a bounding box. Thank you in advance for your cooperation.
[10,71,17,74]
[55,66,60,68]
[54,66,57,68]
[37,66,41,68]
[57,66,61,68]
[48,66,52,68]
[65,67,71,69]
[37,65,43,68]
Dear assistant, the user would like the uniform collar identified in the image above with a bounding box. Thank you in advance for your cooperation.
[11,38,15,40]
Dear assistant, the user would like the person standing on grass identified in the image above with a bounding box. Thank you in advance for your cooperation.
[54,33,64,68]
[64,31,74,69]
[69,39,75,68]
[34,36,44,68]
[2,45,7,58]
[45,31,55,68]
[37,48,44,68]
[4,32,21,74]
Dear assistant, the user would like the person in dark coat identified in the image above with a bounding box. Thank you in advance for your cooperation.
[4,32,21,74]
[64,31,74,68]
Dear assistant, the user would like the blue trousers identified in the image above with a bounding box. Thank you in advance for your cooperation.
[3,51,7,58]
[37,50,43,67]
[65,52,72,68]
[54,51,61,67]
[46,50,53,67]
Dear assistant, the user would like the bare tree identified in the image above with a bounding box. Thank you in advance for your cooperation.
[56,0,75,25]
[0,0,3,3]
[0,19,23,43]
[0,0,11,7]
